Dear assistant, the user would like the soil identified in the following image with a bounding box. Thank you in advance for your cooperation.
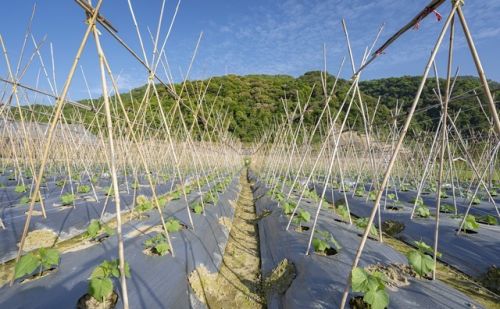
[366,263,413,291]
[295,225,310,232]
[189,170,265,308]
[20,267,57,284]
[349,296,368,309]
[76,292,118,309]
[18,229,58,251]
[263,258,296,294]
[381,220,405,236]
[218,216,233,231]
[382,234,500,308]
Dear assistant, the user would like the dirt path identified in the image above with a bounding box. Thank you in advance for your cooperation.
[189,170,265,308]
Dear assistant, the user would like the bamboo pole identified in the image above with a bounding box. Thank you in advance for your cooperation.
[339,3,459,307]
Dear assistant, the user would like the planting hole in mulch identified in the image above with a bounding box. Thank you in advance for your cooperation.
[349,296,368,309]
[77,291,118,309]
[387,205,403,211]
[382,220,405,236]
[20,267,57,284]
[456,228,478,234]
[263,258,296,295]
[142,247,171,257]
[295,226,310,232]
[316,247,338,256]
[356,233,378,241]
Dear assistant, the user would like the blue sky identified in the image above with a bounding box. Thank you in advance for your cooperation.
[1,0,500,100]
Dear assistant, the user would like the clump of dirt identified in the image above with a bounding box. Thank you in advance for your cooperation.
[188,264,219,303]
[257,209,272,220]
[366,263,413,291]
[382,220,405,236]
[219,216,232,231]
[18,229,58,251]
[24,210,44,216]
[263,258,296,294]
[479,266,500,294]
[76,292,118,309]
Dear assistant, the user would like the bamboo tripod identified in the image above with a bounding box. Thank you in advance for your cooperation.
[340,0,500,307]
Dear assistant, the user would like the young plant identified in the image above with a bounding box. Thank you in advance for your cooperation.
[355,187,365,197]
[400,183,410,192]
[77,185,91,194]
[135,195,152,212]
[355,217,378,238]
[336,205,350,222]
[190,201,203,214]
[282,201,295,215]
[15,184,27,193]
[406,240,441,278]
[440,204,455,214]
[312,230,341,255]
[60,193,75,206]
[56,179,65,187]
[165,218,182,233]
[143,233,170,256]
[439,190,448,198]
[85,219,115,239]
[368,190,377,201]
[415,205,430,218]
[351,267,389,309]
[386,193,396,200]
[477,214,498,225]
[19,196,30,205]
[170,190,181,200]
[461,214,479,232]
[89,260,131,302]
[293,209,311,230]
[104,186,114,197]
[14,248,60,280]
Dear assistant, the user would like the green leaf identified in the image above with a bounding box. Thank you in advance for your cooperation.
[166,218,181,233]
[416,205,430,218]
[312,238,329,253]
[364,287,389,309]
[15,185,27,193]
[477,214,498,225]
[89,277,113,302]
[155,243,170,256]
[14,253,41,279]
[463,215,480,231]
[351,267,369,293]
[407,250,434,277]
[77,185,91,194]
[87,220,101,238]
[191,203,203,214]
[39,248,60,269]
[103,225,115,236]
[60,193,75,206]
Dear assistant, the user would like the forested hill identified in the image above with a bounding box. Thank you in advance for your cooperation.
[20,72,499,142]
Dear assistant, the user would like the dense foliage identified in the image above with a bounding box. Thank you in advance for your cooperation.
[15,73,498,142]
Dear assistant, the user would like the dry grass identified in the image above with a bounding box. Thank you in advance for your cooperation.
[189,171,264,308]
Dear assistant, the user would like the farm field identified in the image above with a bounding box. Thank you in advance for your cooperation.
[1,0,499,309]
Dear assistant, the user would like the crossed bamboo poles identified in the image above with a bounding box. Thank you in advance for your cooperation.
[0,1,243,307]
